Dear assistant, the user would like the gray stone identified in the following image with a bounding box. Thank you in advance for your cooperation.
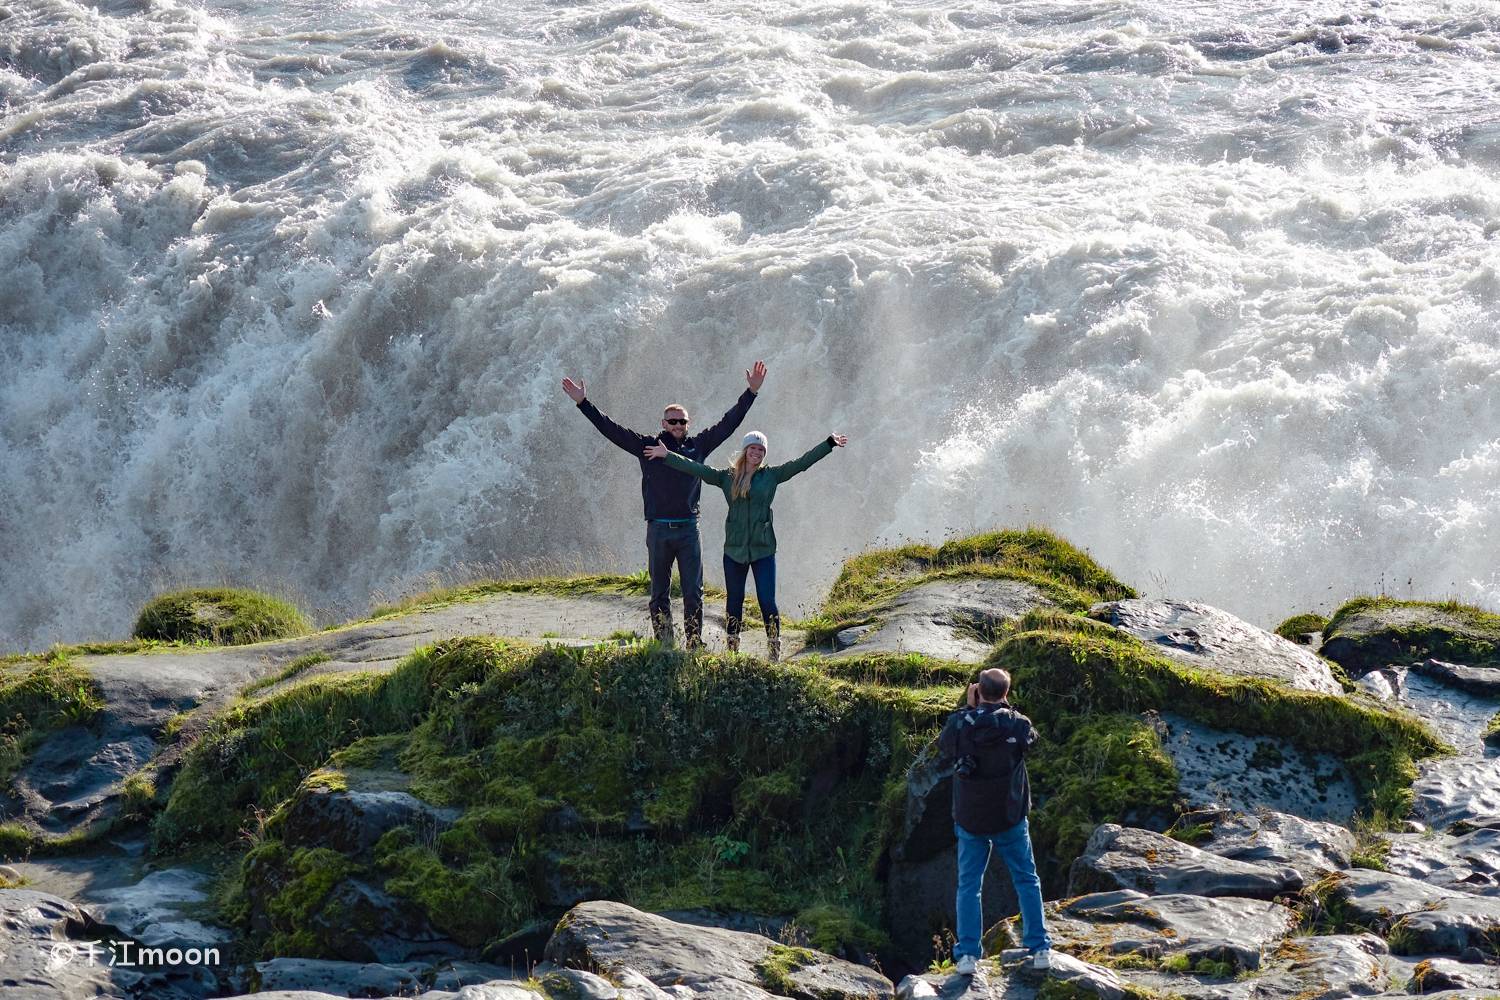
[281,782,461,856]
[544,900,890,1000]
[1383,825,1500,896]
[253,957,427,996]
[301,878,464,964]
[1070,824,1303,900]
[1412,660,1500,698]
[891,964,1014,1000]
[1355,669,1402,701]
[89,867,230,952]
[1154,713,1358,823]
[1411,757,1500,832]
[0,889,119,999]
[1089,600,1343,695]
[1051,890,1297,971]
[541,968,621,999]
[1042,951,1127,1000]
[428,962,527,991]
[1406,957,1500,993]
[1326,868,1500,957]
[813,579,1054,663]
[1199,811,1355,883]
[1319,603,1500,674]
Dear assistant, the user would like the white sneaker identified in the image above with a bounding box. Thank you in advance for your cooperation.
[1030,948,1053,970]
[955,955,978,976]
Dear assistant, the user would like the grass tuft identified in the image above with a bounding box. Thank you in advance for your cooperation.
[134,588,311,646]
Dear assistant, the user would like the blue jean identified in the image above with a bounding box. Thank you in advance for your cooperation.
[954,819,1051,959]
[723,553,777,622]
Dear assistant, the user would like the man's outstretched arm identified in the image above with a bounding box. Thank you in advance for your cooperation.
[562,376,651,454]
[690,360,765,453]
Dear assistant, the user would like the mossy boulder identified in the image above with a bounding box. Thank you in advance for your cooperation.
[1319,597,1500,674]
[133,587,311,646]
[1274,613,1329,644]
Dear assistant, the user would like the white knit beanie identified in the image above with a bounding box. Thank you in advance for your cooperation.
[741,431,768,451]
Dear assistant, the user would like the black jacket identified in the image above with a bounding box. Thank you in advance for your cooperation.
[576,389,757,521]
[936,701,1038,835]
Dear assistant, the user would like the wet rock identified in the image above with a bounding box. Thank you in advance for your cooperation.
[0,889,119,999]
[1325,869,1500,957]
[1040,951,1128,1000]
[254,957,427,996]
[1070,824,1303,899]
[541,967,624,999]
[1407,957,1500,993]
[1088,600,1343,695]
[281,779,461,857]
[1050,890,1297,971]
[1411,660,1500,698]
[1154,713,1358,823]
[1411,757,1500,831]
[89,867,230,952]
[302,879,465,964]
[1319,602,1500,674]
[1201,811,1355,882]
[428,962,529,992]
[544,900,890,1000]
[817,579,1053,663]
[1383,825,1500,896]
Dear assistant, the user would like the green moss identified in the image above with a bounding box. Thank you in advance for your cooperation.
[733,767,805,829]
[375,826,532,947]
[794,903,889,954]
[794,653,973,688]
[0,654,104,788]
[120,771,160,819]
[757,944,817,995]
[1484,710,1500,747]
[1321,596,1500,671]
[133,588,311,646]
[1274,614,1329,643]
[802,527,1137,646]
[1028,714,1179,883]
[0,821,34,860]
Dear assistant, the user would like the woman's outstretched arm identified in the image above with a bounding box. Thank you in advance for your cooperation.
[770,434,847,483]
[645,441,730,487]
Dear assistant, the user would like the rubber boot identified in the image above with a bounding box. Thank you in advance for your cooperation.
[651,610,675,647]
[766,614,782,664]
[725,616,741,654]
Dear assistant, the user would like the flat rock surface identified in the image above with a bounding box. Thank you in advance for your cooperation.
[1200,811,1355,882]
[1412,660,1500,699]
[1411,757,1500,831]
[544,900,890,1000]
[10,591,793,836]
[810,578,1053,663]
[1155,713,1358,823]
[253,957,428,996]
[1051,889,1297,971]
[1088,600,1343,695]
[1119,933,1388,1000]
[1069,824,1303,899]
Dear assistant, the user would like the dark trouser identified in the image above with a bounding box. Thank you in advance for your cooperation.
[722,553,778,625]
[646,520,703,646]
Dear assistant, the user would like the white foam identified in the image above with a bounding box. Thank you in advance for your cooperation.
[4,0,1500,647]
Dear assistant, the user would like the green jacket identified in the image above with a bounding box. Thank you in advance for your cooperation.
[662,437,835,563]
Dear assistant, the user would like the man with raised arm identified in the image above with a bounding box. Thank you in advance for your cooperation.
[561,361,766,649]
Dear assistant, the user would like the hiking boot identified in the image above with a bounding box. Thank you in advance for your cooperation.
[765,614,782,663]
[955,955,978,976]
[725,616,741,654]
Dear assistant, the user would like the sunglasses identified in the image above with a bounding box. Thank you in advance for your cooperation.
[664,418,689,426]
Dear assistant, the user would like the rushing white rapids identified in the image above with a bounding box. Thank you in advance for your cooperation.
[2,0,1499,649]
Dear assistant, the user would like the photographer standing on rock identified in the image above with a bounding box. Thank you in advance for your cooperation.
[561,363,765,648]
[937,666,1053,976]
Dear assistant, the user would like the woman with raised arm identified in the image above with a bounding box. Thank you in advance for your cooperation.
[644,430,848,661]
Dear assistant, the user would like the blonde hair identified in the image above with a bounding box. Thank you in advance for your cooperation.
[662,404,689,420]
[729,449,757,500]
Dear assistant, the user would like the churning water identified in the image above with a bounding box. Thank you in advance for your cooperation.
[3,0,1499,649]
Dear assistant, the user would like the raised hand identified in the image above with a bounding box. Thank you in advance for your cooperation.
[746,360,767,393]
[643,441,668,460]
[832,433,848,447]
[561,377,586,403]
